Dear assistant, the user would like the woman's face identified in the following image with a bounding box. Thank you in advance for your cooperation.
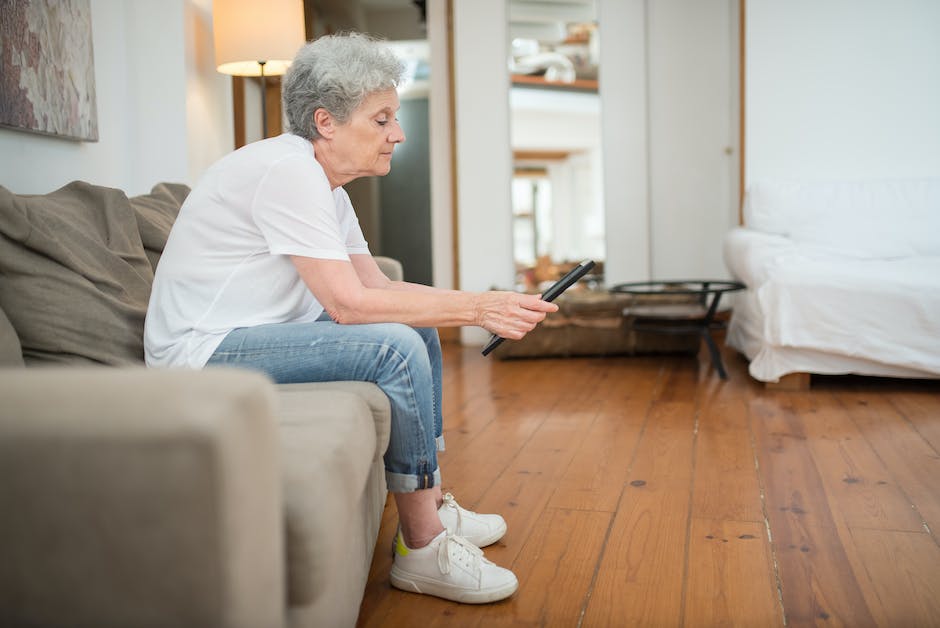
[330,88,405,179]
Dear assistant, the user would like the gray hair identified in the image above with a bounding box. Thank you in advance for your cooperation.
[283,32,405,141]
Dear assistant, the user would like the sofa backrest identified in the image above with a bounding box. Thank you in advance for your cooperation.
[743,178,940,258]
[0,304,24,367]
[0,181,187,366]
[131,183,190,272]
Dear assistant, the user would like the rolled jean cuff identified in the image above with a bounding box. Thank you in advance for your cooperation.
[436,435,446,452]
[386,467,442,493]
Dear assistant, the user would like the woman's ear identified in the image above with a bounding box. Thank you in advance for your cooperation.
[313,108,335,138]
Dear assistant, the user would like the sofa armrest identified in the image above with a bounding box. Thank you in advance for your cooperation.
[0,367,284,628]
[374,255,403,282]
[274,383,389,609]
[723,226,795,286]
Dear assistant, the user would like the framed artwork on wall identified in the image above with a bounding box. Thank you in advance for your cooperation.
[0,0,99,142]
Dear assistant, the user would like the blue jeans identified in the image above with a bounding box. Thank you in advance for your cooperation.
[206,317,444,493]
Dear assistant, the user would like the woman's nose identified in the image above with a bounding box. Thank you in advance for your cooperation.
[390,121,405,144]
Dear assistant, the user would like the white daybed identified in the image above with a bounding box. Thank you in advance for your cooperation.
[723,178,940,386]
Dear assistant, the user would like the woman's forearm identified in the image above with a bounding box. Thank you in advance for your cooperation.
[294,255,555,337]
[329,285,481,327]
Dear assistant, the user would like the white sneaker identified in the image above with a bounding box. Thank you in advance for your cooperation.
[438,492,507,548]
[390,531,519,604]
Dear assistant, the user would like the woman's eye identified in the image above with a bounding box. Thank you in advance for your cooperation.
[377,118,388,126]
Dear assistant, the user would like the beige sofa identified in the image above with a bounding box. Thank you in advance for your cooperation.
[0,181,399,627]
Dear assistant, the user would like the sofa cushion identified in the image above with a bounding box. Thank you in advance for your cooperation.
[0,304,24,367]
[0,182,153,365]
[129,182,189,272]
[276,381,392,463]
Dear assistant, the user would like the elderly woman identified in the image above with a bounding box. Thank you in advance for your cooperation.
[144,33,556,604]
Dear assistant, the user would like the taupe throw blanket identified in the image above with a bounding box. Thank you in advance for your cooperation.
[0,181,188,365]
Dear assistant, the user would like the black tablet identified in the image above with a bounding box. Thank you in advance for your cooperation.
[481,259,596,356]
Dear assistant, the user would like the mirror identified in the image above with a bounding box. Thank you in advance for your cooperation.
[508,0,603,290]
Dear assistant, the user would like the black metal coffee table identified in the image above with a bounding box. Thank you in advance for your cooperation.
[609,280,745,379]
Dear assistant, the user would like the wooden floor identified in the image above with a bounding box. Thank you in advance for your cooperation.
[356,341,940,627]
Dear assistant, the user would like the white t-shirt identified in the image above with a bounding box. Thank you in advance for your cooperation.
[144,133,370,369]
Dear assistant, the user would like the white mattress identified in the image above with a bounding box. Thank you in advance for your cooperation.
[724,228,940,382]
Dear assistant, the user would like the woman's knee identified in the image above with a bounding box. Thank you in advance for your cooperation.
[375,323,426,354]
[413,326,440,345]
[367,324,429,374]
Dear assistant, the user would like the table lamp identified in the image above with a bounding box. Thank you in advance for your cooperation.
[213,0,306,139]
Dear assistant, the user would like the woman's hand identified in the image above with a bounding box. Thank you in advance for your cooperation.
[473,291,559,339]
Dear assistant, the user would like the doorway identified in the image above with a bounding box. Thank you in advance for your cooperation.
[450,0,741,314]
[304,0,434,285]
[508,0,604,289]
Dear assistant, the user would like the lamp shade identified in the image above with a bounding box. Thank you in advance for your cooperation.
[213,0,306,76]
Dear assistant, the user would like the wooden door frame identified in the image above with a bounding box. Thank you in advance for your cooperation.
[446,0,459,292]
[739,0,746,225]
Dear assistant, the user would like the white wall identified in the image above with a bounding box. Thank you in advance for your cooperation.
[648,0,738,280]
[597,0,650,284]
[184,0,236,188]
[746,0,940,184]
[452,0,514,345]
[426,1,454,291]
[0,0,232,196]
[121,1,189,194]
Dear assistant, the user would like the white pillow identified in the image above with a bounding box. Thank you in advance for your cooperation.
[744,178,940,258]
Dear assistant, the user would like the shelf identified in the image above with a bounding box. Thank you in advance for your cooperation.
[511,73,599,92]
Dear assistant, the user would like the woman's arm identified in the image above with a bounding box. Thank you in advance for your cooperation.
[350,253,458,294]
[291,255,556,339]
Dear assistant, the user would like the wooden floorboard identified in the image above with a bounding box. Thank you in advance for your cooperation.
[750,395,879,626]
[844,391,940,542]
[692,397,764,524]
[684,518,782,627]
[845,526,940,627]
[889,391,940,453]
[477,508,613,627]
[357,342,940,627]
[582,400,696,627]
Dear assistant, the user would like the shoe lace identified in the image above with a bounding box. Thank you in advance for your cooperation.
[437,531,483,577]
[442,492,464,533]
